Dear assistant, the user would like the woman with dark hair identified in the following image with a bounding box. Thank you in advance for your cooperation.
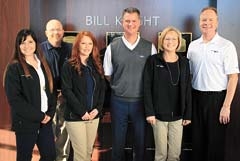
[61,31,105,161]
[3,29,56,161]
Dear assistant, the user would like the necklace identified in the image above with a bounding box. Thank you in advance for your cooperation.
[165,60,180,86]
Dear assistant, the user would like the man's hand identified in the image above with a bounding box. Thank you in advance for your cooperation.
[182,120,191,126]
[219,106,230,124]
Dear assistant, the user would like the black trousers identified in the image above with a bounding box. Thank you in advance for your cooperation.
[15,122,56,161]
[192,89,227,161]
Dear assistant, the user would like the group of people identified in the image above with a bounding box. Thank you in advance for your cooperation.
[3,6,239,161]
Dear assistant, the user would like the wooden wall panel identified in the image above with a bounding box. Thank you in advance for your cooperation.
[0,0,30,129]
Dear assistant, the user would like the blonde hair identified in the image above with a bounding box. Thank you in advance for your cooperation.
[158,26,182,52]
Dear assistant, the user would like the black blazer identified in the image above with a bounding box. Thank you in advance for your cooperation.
[143,53,192,120]
[4,62,56,132]
[61,58,106,121]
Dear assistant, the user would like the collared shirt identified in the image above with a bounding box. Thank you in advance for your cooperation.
[83,64,95,111]
[187,33,239,91]
[26,55,48,112]
[40,40,72,89]
[103,35,157,76]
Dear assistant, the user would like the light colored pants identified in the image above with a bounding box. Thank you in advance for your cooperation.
[152,119,183,161]
[66,118,99,161]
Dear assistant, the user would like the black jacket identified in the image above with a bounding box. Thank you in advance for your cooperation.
[4,62,56,132]
[61,58,106,121]
[143,53,192,120]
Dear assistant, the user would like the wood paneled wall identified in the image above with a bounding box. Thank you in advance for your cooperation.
[0,0,30,129]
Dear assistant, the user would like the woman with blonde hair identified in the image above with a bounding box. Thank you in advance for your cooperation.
[143,26,192,161]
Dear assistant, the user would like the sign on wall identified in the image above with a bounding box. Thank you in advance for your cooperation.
[31,0,210,50]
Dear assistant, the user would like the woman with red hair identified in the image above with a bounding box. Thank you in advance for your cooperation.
[61,31,105,161]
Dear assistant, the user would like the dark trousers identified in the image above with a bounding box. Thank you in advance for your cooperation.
[53,93,71,161]
[15,122,56,161]
[110,96,145,161]
[192,89,227,161]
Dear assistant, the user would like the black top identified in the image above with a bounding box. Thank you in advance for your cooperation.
[4,62,56,132]
[155,61,181,121]
[61,57,106,121]
[143,52,192,121]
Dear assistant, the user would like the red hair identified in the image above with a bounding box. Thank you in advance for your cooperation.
[68,31,104,78]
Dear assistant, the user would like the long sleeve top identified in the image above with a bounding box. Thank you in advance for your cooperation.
[4,62,56,132]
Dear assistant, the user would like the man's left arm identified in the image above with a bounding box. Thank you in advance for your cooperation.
[219,73,238,124]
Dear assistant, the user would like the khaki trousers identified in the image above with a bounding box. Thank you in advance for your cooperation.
[66,118,99,161]
[152,119,183,161]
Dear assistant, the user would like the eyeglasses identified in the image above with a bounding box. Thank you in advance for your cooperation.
[164,38,178,41]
